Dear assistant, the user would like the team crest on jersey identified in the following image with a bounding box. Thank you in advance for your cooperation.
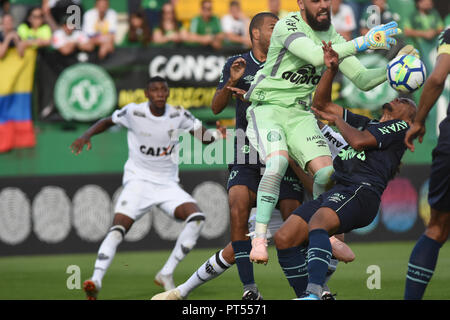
[282,64,321,85]
[241,145,250,154]
[169,112,180,118]
[133,110,146,118]
[267,130,282,142]
[254,90,266,101]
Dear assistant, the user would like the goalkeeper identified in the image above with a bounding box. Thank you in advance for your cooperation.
[244,0,405,264]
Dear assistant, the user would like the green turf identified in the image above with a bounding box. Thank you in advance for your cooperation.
[1,241,449,300]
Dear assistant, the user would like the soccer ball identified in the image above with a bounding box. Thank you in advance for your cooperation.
[387,55,426,93]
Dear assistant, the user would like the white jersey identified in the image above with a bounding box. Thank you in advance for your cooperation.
[112,102,201,184]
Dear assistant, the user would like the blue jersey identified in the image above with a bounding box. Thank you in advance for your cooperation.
[217,51,265,166]
[332,110,409,197]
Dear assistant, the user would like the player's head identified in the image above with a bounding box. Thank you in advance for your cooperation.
[249,12,279,51]
[297,0,331,31]
[146,76,169,109]
[381,97,417,124]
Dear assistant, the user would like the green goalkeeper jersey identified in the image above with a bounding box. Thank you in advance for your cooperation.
[245,11,387,109]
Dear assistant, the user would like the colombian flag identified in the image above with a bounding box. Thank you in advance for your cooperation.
[0,48,37,153]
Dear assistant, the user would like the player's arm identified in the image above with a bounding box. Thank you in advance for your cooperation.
[286,21,400,67]
[311,41,344,117]
[338,56,386,91]
[211,57,246,115]
[314,110,377,151]
[405,53,450,151]
[70,117,115,155]
[405,29,450,151]
[189,121,227,145]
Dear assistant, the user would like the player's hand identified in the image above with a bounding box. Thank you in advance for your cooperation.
[396,44,420,59]
[404,122,426,152]
[70,135,92,155]
[322,41,339,71]
[215,120,228,140]
[230,57,246,83]
[353,21,401,52]
[227,86,249,102]
[311,107,339,125]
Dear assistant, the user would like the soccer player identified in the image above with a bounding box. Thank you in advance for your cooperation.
[150,123,351,301]
[151,12,354,301]
[206,12,304,300]
[404,27,450,300]
[70,76,226,300]
[273,41,417,299]
[244,0,402,264]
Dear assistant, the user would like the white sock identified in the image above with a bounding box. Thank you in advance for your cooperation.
[91,225,125,284]
[160,213,205,275]
[177,249,232,298]
[323,258,338,292]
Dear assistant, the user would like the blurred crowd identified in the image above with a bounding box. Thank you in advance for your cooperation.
[0,0,448,60]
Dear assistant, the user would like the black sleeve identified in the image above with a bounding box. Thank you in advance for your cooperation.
[343,109,372,130]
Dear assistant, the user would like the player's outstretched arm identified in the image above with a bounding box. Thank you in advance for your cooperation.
[70,117,115,155]
[211,57,246,115]
[405,52,450,151]
[338,45,420,92]
[287,22,401,68]
[312,41,344,117]
[312,107,377,152]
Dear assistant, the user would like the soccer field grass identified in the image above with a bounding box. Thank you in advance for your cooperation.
[1,241,449,300]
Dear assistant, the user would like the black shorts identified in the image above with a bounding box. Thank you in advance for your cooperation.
[293,183,380,234]
[227,164,304,202]
[429,116,450,212]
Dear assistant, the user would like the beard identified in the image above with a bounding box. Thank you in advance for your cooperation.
[304,7,331,31]
[382,102,393,112]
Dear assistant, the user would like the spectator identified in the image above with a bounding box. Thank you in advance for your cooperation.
[152,2,186,46]
[331,0,357,41]
[43,0,82,25]
[221,0,250,48]
[0,13,24,58]
[17,6,52,49]
[360,0,400,36]
[268,0,288,19]
[121,10,152,47]
[9,0,40,28]
[1,0,10,15]
[141,0,168,32]
[404,0,444,43]
[51,15,93,55]
[82,0,117,59]
[186,0,223,50]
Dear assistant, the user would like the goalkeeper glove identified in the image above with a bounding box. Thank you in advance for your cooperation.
[396,44,420,58]
[353,21,402,52]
